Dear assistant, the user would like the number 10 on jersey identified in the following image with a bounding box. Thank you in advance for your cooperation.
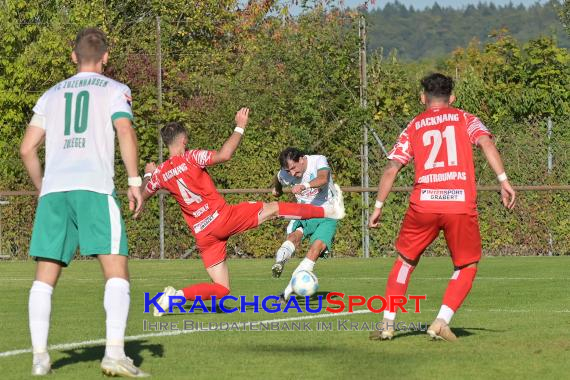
[64,91,89,135]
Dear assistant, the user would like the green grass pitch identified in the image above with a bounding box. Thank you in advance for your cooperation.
[0,257,569,379]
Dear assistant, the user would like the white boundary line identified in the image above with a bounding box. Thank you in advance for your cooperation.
[0,310,371,358]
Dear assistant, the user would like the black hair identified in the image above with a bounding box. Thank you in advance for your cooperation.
[74,28,108,64]
[420,73,454,100]
[160,122,187,146]
[279,147,304,168]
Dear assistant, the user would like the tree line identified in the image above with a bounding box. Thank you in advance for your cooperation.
[367,0,569,60]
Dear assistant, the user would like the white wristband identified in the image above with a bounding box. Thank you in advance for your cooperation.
[302,182,311,190]
[143,172,152,179]
[497,172,508,183]
[375,200,384,209]
[234,126,244,135]
[128,176,142,187]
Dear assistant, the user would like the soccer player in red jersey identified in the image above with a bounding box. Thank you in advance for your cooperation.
[139,108,344,316]
[368,73,516,341]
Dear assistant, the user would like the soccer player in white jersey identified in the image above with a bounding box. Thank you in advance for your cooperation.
[20,28,148,377]
[271,147,342,301]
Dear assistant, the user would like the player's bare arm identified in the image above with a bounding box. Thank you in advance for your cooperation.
[477,135,516,210]
[132,162,158,219]
[291,168,329,194]
[272,174,283,197]
[210,107,250,165]
[115,118,143,215]
[20,125,46,191]
[141,161,157,200]
[369,160,404,228]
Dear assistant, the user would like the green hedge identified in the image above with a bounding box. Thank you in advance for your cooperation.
[1,2,568,258]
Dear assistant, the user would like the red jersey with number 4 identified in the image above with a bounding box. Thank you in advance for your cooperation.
[145,150,227,235]
[388,107,491,214]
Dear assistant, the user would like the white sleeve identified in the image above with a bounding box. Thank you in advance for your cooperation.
[315,155,330,171]
[29,114,45,129]
[110,84,133,123]
[30,92,49,129]
[32,92,48,116]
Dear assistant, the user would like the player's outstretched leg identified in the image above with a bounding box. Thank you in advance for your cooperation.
[153,286,179,317]
[154,284,230,316]
[29,260,61,376]
[155,261,231,316]
[260,185,345,224]
[99,255,149,377]
[428,264,478,342]
[369,255,417,341]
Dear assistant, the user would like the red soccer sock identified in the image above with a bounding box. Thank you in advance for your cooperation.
[441,266,478,311]
[278,202,324,219]
[182,283,230,301]
[384,259,416,315]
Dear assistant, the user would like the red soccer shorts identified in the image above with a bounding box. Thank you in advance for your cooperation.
[195,202,263,268]
[395,207,482,267]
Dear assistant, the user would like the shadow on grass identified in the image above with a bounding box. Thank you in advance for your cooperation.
[384,326,505,341]
[244,343,342,354]
[453,327,506,336]
[51,340,163,370]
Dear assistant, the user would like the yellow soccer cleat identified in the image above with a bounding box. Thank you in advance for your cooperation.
[427,318,457,342]
[101,356,150,378]
[369,318,396,341]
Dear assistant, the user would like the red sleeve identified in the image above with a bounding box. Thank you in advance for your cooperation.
[183,149,215,168]
[387,121,414,165]
[145,170,162,195]
[464,112,492,145]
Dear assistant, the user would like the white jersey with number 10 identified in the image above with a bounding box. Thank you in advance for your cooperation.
[30,72,133,196]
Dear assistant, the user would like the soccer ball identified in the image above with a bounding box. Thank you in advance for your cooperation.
[291,270,319,296]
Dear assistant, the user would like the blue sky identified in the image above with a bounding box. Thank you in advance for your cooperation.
[343,0,547,10]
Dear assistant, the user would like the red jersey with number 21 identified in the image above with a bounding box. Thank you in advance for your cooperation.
[145,150,227,235]
[388,107,491,214]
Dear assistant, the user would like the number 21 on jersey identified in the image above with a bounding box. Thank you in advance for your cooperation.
[176,178,203,205]
[422,125,458,170]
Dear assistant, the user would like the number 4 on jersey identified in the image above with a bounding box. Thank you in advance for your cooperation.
[176,178,203,205]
